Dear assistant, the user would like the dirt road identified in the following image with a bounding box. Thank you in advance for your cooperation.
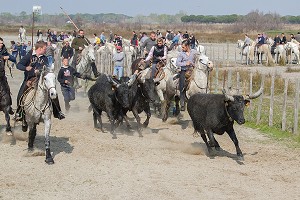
[0,64,300,200]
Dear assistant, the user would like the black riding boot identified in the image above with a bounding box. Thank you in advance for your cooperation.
[51,97,65,120]
[91,62,100,77]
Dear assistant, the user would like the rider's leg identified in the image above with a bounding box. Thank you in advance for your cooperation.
[179,69,186,111]
[91,62,100,77]
[51,96,65,120]
[151,63,157,78]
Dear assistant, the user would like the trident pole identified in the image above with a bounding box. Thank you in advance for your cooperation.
[60,6,79,31]
[59,6,90,44]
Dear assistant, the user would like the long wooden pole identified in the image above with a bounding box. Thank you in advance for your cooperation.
[31,11,34,48]
[59,6,79,31]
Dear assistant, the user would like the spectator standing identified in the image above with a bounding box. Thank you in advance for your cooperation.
[131,31,138,47]
[61,39,74,60]
[93,33,101,46]
[19,26,26,42]
[26,41,32,53]
[19,42,27,59]
[189,33,196,49]
[37,29,43,41]
[45,41,56,66]
[112,46,125,79]
[100,31,106,46]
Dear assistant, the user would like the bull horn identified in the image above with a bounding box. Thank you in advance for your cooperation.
[127,74,138,86]
[222,89,234,102]
[246,86,264,99]
[107,75,119,87]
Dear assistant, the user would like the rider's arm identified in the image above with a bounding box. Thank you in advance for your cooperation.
[161,46,168,60]
[176,52,187,67]
[57,68,65,84]
[145,46,154,62]
[16,52,31,71]
[71,39,79,51]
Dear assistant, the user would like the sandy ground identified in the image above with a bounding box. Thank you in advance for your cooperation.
[0,34,300,199]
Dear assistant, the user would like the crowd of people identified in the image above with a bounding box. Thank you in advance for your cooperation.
[0,26,201,114]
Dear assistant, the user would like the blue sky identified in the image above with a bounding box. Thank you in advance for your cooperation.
[1,0,299,16]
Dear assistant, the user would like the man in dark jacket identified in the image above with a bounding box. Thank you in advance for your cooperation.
[71,29,99,77]
[0,37,16,64]
[16,41,65,123]
[61,40,73,60]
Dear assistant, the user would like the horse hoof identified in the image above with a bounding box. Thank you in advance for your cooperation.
[28,147,34,152]
[45,157,54,165]
[6,131,13,136]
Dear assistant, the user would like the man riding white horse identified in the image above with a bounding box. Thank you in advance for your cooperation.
[175,40,198,111]
[71,29,99,77]
[16,41,65,130]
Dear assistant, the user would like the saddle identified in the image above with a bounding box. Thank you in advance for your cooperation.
[26,77,38,88]
[76,52,83,65]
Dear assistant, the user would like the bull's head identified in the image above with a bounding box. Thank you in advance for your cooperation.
[223,86,263,125]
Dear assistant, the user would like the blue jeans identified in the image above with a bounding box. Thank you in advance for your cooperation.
[113,66,124,79]
[47,56,53,66]
[61,85,75,103]
[151,63,157,78]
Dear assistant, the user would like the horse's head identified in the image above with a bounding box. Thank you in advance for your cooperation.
[195,54,213,71]
[41,70,57,99]
[237,40,244,48]
[84,44,96,62]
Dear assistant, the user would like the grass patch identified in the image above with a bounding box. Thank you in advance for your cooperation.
[286,67,300,73]
[245,121,300,148]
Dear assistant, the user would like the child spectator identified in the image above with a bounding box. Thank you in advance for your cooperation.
[57,58,89,112]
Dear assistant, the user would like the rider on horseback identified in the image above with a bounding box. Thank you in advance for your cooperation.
[71,29,99,77]
[144,38,167,78]
[16,41,65,123]
[175,40,198,111]
[242,34,251,51]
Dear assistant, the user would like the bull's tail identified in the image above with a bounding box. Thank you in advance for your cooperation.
[88,104,93,112]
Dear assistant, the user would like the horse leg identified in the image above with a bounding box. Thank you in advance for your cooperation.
[4,107,12,134]
[44,116,54,164]
[162,100,169,122]
[174,95,180,116]
[28,124,37,150]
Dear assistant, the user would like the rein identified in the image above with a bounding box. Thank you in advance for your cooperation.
[224,102,233,122]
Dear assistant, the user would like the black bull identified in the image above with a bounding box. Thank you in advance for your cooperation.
[0,57,14,133]
[187,88,263,160]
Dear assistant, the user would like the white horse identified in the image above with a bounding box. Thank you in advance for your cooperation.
[273,45,286,64]
[186,54,213,98]
[159,52,213,121]
[237,40,254,65]
[21,68,57,164]
[75,44,96,94]
[284,41,300,64]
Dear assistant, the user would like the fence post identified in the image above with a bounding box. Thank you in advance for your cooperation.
[227,70,232,90]
[214,65,219,94]
[269,74,275,127]
[256,75,265,125]
[248,72,253,120]
[227,43,229,66]
[293,79,300,134]
[236,72,240,95]
[282,79,288,131]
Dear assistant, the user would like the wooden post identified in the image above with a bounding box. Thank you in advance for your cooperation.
[269,75,275,127]
[234,47,237,63]
[214,66,219,94]
[227,43,229,66]
[249,72,253,120]
[227,70,232,90]
[282,79,288,131]
[31,12,34,48]
[236,72,240,95]
[256,75,265,125]
[293,79,300,134]
[223,70,227,89]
